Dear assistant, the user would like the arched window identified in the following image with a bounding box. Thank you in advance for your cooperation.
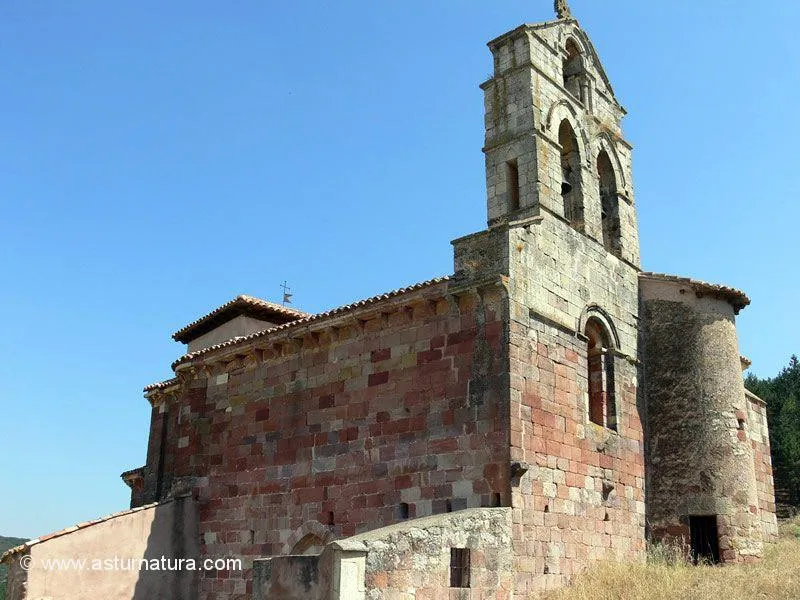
[559,119,584,230]
[563,39,586,103]
[585,318,617,431]
[598,150,621,257]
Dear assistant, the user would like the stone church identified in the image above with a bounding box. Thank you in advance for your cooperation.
[2,3,778,599]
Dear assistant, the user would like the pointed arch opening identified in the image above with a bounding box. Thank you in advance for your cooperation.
[559,119,584,231]
[563,39,587,103]
[598,150,622,257]
[290,533,325,556]
[585,317,617,431]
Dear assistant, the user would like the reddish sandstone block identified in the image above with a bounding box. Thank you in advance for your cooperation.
[368,371,389,386]
[371,348,391,362]
[429,437,458,453]
[430,334,445,349]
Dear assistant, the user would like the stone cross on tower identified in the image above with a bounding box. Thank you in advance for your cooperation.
[554,0,572,19]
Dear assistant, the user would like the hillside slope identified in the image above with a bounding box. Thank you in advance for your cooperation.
[0,537,28,600]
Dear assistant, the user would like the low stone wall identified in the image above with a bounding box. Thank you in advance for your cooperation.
[253,549,366,600]
[3,495,199,600]
[254,508,512,600]
[253,555,327,600]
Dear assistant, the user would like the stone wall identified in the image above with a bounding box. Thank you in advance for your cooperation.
[505,220,644,594]
[3,496,199,600]
[746,391,779,542]
[358,508,513,600]
[188,315,280,354]
[141,399,171,505]
[507,314,644,595]
[144,281,510,600]
[252,554,331,600]
[254,508,513,600]
[507,216,639,349]
[641,276,764,562]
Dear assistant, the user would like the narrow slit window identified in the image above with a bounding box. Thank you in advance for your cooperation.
[563,39,586,102]
[598,150,621,257]
[398,503,410,520]
[558,120,584,230]
[450,548,471,588]
[506,160,520,212]
[155,408,169,499]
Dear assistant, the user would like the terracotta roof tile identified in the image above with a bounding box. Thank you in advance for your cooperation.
[172,295,309,344]
[171,276,451,370]
[120,466,145,481]
[143,377,180,393]
[639,272,750,313]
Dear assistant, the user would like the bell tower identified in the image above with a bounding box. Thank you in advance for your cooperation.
[480,1,640,266]
[449,5,649,588]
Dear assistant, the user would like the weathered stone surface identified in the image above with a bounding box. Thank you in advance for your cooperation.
[133,282,510,599]
[256,509,512,600]
[641,276,774,561]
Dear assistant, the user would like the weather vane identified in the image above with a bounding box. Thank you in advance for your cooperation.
[554,0,572,19]
[281,281,293,306]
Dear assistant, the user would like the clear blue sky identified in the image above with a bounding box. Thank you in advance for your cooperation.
[2,0,798,538]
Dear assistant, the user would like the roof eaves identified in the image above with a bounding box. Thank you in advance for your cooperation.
[143,377,180,394]
[172,295,310,343]
[640,272,750,313]
[170,276,451,370]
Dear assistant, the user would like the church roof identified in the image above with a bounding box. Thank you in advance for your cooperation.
[640,272,751,313]
[143,376,180,393]
[170,276,451,370]
[172,295,309,344]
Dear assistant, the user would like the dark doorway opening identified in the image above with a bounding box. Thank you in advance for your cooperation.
[689,516,721,565]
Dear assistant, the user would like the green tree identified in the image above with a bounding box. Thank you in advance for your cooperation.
[746,355,800,506]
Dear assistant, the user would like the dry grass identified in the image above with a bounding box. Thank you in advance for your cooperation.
[544,519,800,600]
